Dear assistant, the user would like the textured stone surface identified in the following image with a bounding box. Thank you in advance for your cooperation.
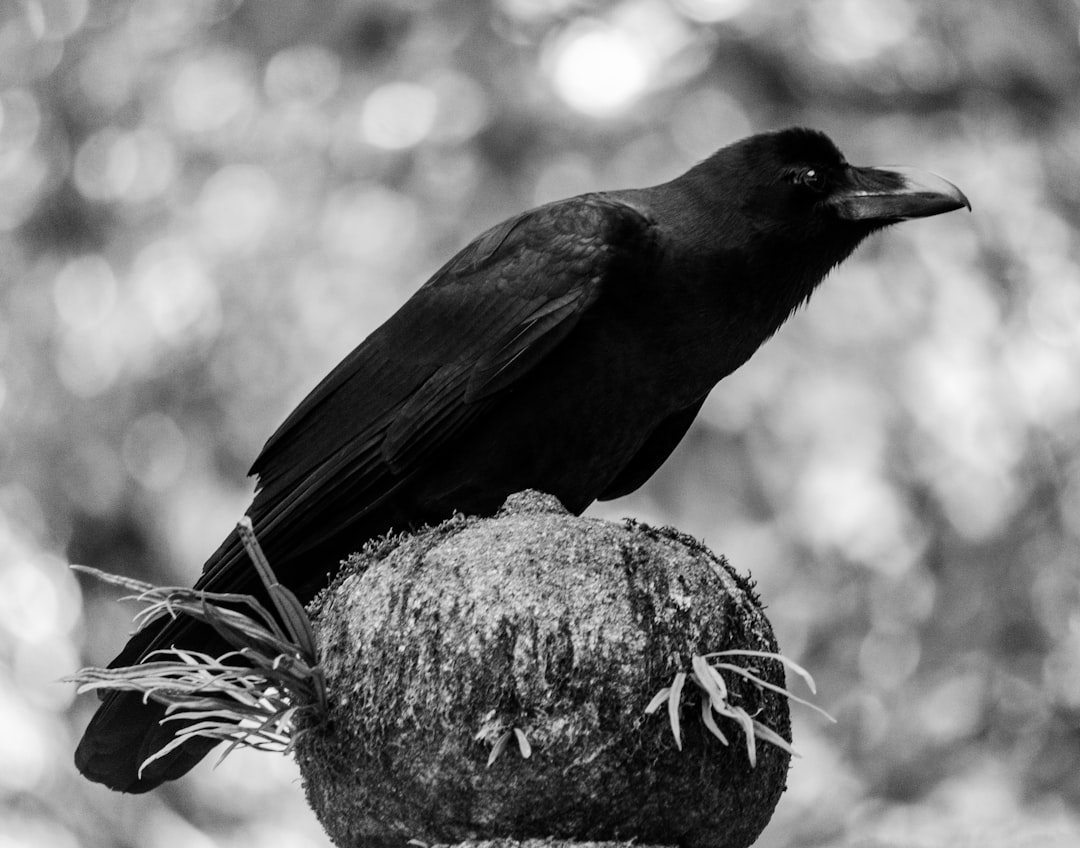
[296,490,790,848]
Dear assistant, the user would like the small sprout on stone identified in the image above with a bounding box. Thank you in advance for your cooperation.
[487,731,512,767]
[475,711,532,767]
[513,727,532,758]
[645,649,835,767]
[668,671,687,750]
[67,523,326,776]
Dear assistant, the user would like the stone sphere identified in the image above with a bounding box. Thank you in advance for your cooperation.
[295,491,790,848]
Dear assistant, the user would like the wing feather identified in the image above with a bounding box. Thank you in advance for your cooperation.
[226,194,655,581]
[465,286,598,402]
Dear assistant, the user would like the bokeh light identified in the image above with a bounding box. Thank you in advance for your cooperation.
[808,0,918,64]
[169,51,255,137]
[673,0,751,23]
[121,411,189,491]
[264,44,342,106]
[72,126,177,203]
[197,163,280,254]
[130,238,221,346]
[360,81,437,150]
[52,255,119,331]
[545,18,654,117]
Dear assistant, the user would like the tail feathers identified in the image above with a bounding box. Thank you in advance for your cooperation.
[74,689,217,793]
[104,617,166,674]
[78,615,223,791]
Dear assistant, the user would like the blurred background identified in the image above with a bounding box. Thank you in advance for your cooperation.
[2,0,1079,846]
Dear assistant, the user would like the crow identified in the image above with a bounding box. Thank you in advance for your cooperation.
[75,127,968,792]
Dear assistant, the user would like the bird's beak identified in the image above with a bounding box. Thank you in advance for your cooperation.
[830,165,971,222]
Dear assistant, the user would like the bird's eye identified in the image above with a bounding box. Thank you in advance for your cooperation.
[797,168,828,192]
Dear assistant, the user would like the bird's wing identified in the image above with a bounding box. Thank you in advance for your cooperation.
[194,193,657,593]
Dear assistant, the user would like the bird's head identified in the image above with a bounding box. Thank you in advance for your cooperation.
[672,127,970,322]
[748,126,967,228]
[683,126,969,263]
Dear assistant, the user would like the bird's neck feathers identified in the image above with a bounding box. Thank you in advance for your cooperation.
[751,242,851,336]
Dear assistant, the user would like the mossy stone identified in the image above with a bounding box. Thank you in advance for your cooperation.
[295,491,790,848]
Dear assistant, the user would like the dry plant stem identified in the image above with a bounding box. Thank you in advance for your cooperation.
[67,521,327,775]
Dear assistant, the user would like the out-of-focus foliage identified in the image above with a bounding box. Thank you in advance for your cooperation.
[3,0,1080,845]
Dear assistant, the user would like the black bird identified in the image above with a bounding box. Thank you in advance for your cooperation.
[76,128,968,792]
